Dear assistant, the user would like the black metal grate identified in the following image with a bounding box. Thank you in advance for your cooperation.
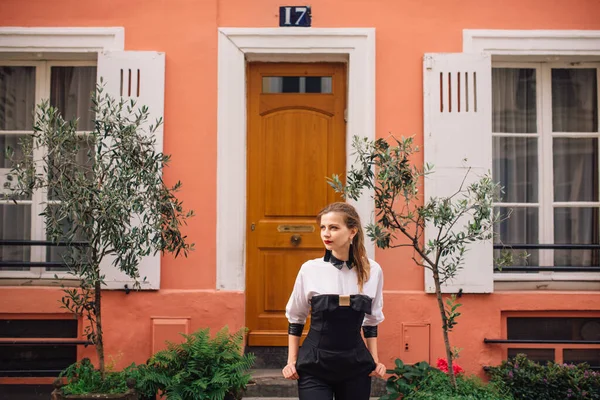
[494,243,600,272]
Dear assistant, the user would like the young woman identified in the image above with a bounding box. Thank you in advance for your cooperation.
[282,202,386,400]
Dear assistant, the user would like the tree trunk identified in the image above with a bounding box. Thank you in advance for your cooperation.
[432,266,457,388]
[94,279,105,379]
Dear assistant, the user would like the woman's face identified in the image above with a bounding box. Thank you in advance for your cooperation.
[320,211,357,254]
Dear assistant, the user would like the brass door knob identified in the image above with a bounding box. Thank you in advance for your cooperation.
[290,235,302,246]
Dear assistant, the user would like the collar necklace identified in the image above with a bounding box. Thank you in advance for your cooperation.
[324,249,354,270]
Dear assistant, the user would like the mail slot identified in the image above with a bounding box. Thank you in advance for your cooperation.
[277,224,315,233]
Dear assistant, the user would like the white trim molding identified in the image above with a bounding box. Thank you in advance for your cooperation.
[217,27,376,291]
[463,29,600,56]
[0,27,124,52]
[463,29,600,286]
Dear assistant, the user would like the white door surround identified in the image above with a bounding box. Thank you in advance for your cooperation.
[216,27,376,291]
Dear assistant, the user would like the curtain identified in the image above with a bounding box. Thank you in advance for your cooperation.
[1,65,96,270]
[492,68,539,266]
[492,68,537,134]
[0,66,35,131]
[44,78,92,267]
[47,67,96,270]
[50,66,97,131]
[552,69,598,133]
[0,205,31,268]
[493,67,599,268]
[1,66,35,269]
[552,69,599,266]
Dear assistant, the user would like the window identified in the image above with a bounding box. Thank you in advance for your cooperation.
[0,60,97,279]
[493,63,600,274]
[505,315,600,369]
[262,76,333,93]
[0,318,78,377]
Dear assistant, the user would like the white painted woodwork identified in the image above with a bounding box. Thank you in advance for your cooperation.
[463,29,600,287]
[216,28,376,291]
[423,53,493,293]
[97,51,166,290]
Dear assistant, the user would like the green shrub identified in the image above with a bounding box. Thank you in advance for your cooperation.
[406,369,512,400]
[58,326,254,400]
[381,359,511,400]
[488,353,600,400]
[381,359,436,399]
[136,326,255,400]
[59,358,138,395]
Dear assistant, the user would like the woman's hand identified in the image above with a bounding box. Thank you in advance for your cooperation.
[369,362,386,378]
[282,362,299,380]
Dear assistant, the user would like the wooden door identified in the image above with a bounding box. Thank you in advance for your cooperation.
[246,63,347,346]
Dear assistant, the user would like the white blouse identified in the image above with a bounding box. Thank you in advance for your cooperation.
[285,257,385,327]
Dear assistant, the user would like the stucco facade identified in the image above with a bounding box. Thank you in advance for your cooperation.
[1,0,600,390]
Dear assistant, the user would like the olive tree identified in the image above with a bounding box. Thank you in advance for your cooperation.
[328,135,500,387]
[5,84,194,378]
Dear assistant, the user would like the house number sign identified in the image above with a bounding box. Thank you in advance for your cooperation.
[279,6,312,27]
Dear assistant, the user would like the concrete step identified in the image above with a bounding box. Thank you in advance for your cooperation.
[244,369,386,398]
[245,369,297,398]
[246,346,288,369]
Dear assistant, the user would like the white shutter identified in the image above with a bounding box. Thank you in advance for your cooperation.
[423,53,493,294]
[97,51,165,290]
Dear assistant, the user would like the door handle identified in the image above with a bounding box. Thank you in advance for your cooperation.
[290,235,302,246]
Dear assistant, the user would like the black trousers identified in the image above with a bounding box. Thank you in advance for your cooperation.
[298,371,372,400]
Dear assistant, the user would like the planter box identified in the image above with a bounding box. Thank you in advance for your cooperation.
[51,391,138,400]
[50,380,139,400]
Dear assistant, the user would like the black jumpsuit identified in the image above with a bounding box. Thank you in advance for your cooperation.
[295,294,376,400]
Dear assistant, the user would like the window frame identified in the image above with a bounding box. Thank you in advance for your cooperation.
[0,59,97,280]
[0,30,163,290]
[461,29,600,289]
[493,61,600,284]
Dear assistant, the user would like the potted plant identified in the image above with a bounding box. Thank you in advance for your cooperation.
[6,83,194,398]
[50,358,140,400]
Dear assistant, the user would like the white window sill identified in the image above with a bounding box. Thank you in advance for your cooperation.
[494,272,600,281]
[0,275,79,287]
[494,272,600,291]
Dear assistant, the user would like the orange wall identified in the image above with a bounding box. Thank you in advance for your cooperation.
[0,287,245,369]
[2,0,220,291]
[2,0,600,376]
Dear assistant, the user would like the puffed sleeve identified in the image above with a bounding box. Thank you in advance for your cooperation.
[362,264,384,337]
[285,267,310,336]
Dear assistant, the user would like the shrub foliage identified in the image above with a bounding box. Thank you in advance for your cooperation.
[488,353,600,400]
[58,327,254,400]
[137,327,255,400]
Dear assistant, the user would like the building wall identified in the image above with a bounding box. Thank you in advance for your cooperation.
[1,0,600,377]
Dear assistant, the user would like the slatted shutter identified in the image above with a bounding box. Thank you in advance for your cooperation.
[97,51,165,290]
[423,53,493,293]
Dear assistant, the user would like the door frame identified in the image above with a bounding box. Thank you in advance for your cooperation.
[216,27,376,291]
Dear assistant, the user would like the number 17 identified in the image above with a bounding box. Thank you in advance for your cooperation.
[284,6,308,26]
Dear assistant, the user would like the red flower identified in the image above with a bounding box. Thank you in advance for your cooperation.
[436,358,448,372]
[452,363,464,375]
[436,358,463,375]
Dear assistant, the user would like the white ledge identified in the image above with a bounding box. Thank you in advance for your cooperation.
[0,27,124,52]
[464,29,600,55]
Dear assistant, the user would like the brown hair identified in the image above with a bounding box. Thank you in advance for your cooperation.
[317,202,371,292]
